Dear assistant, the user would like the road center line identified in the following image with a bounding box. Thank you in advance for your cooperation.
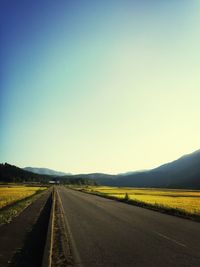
[154,231,186,248]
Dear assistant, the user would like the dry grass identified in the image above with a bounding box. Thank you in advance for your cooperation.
[0,185,47,209]
[84,186,200,215]
[0,185,47,224]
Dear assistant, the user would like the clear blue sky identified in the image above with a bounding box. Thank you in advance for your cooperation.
[1,0,200,174]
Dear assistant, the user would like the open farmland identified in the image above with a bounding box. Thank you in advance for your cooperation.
[83,186,200,216]
[0,185,47,225]
[0,185,47,209]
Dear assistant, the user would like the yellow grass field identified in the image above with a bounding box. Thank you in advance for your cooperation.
[0,185,47,209]
[84,186,200,215]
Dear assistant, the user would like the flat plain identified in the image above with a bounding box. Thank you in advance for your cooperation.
[0,185,47,225]
[82,186,200,216]
[0,185,47,209]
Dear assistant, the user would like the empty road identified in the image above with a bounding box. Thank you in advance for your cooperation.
[57,187,200,267]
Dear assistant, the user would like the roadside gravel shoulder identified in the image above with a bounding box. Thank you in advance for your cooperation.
[51,187,74,267]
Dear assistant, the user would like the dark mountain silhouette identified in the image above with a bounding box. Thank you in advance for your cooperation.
[0,163,96,185]
[67,149,200,189]
[24,167,71,176]
[1,149,200,188]
[0,163,50,183]
[113,149,200,189]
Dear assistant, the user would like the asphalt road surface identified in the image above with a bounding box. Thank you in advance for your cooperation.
[57,187,200,267]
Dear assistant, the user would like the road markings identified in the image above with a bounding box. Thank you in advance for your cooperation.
[57,187,83,267]
[49,188,55,267]
[154,231,186,248]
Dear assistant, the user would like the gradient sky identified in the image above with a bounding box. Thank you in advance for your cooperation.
[0,0,200,174]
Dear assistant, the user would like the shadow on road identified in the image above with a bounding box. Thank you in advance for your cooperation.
[9,194,52,267]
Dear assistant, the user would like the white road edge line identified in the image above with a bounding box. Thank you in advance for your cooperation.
[154,231,186,248]
[49,189,54,267]
[57,187,83,267]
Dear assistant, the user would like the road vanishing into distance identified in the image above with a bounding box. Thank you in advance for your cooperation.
[57,187,200,267]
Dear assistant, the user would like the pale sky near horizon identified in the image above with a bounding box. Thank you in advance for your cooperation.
[0,0,200,174]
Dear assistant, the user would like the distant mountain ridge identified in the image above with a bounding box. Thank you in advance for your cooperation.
[112,149,200,189]
[1,149,200,189]
[24,167,71,176]
[0,163,95,185]
[58,149,200,189]
[0,163,50,183]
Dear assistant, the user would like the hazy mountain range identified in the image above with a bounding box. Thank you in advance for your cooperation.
[59,149,200,189]
[24,167,71,177]
[112,149,200,188]
[1,149,200,189]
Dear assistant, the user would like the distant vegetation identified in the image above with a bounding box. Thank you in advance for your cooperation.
[59,177,97,185]
[0,163,97,185]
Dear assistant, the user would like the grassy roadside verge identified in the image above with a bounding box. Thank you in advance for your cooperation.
[75,187,200,222]
[0,189,48,225]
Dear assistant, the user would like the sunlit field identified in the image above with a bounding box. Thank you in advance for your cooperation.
[83,186,200,215]
[0,185,47,209]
